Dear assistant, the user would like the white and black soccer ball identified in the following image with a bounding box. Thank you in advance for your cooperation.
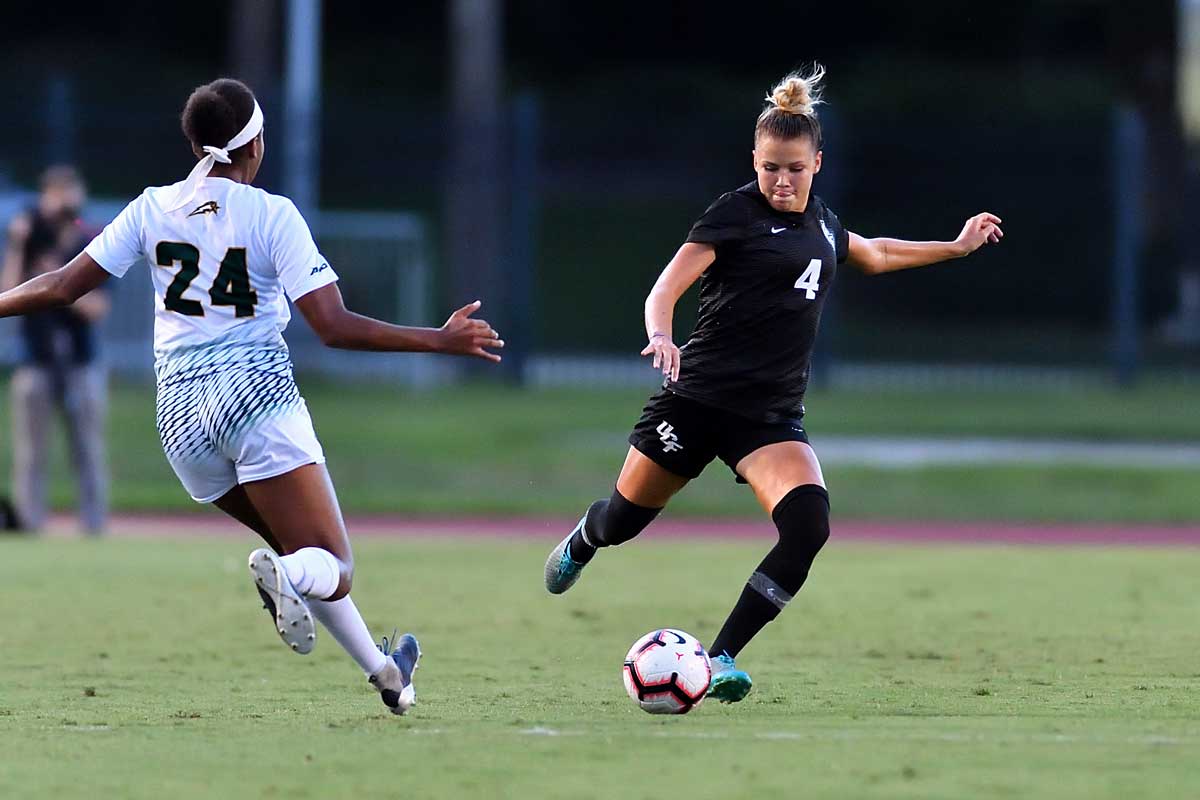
[623,628,712,714]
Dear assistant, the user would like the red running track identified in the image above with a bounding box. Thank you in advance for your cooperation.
[38,513,1200,545]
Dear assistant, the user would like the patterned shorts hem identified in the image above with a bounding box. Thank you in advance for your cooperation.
[190,481,240,505]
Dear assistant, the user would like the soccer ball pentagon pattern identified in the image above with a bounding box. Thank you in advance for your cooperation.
[623,628,712,714]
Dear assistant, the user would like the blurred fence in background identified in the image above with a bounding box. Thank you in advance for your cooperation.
[1,169,1197,391]
[1,92,1197,391]
[0,1,1197,389]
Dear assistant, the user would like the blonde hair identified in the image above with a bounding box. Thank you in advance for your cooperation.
[755,65,826,146]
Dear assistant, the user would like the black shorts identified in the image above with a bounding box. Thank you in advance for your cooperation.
[628,389,809,484]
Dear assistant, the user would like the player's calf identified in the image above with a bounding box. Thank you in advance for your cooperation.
[709,484,829,663]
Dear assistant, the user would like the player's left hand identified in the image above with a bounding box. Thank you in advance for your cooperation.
[641,333,681,382]
[439,300,505,362]
[955,212,1004,255]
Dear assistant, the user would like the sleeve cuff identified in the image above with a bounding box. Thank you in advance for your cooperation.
[286,270,339,302]
[83,245,129,278]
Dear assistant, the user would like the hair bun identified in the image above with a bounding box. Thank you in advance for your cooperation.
[181,78,257,152]
[766,65,826,116]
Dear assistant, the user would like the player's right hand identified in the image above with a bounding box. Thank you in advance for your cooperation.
[641,334,681,382]
[439,300,504,362]
[955,212,1004,255]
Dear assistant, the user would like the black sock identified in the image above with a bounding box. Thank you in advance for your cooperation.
[567,500,607,564]
[709,583,783,660]
[710,485,829,659]
[567,491,661,564]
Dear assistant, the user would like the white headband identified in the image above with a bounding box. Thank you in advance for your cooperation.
[167,100,264,212]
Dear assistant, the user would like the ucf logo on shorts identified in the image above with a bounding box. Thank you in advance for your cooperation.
[656,421,683,453]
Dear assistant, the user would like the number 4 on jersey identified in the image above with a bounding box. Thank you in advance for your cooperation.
[209,248,257,317]
[794,258,822,299]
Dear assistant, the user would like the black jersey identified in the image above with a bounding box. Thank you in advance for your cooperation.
[666,182,849,425]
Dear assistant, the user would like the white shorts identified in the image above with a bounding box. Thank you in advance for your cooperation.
[155,346,325,503]
[167,404,326,503]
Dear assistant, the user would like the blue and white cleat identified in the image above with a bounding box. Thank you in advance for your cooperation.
[370,633,421,715]
[544,514,589,595]
[248,548,316,654]
[707,652,753,703]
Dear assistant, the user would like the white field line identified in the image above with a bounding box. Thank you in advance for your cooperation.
[42,721,1195,746]
[60,725,112,732]
[503,727,1196,746]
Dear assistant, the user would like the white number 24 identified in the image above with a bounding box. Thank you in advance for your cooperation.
[794,258,822,299]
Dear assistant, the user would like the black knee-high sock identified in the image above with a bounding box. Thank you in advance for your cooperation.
[567,489,661,564]
[710,485,829,659]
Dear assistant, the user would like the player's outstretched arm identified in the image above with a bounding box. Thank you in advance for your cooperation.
[0,252,110,319]
[846,212,1003,276]
[295,283,504,362]
[641,242,714,382]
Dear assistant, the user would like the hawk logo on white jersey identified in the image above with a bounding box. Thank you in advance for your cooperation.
[656,421,683,453]
[187,200,220,218]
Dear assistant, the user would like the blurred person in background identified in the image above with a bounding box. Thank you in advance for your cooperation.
[0,496,18,530]
[0,166,109,535]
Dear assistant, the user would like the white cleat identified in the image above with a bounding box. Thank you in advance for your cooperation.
[248,548,317,655]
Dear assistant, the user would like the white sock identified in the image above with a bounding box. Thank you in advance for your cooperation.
[279,547,342,600]
[308,595,389,676]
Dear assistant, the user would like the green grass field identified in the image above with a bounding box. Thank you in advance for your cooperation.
[1,379,1198,523]
[2,533,1198,799]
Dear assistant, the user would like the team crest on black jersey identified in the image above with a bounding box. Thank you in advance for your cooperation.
[819,218,837,255]
[187,200,220,218]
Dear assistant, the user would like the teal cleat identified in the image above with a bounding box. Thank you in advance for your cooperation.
[707,653,753,703]
[544,514,590,594]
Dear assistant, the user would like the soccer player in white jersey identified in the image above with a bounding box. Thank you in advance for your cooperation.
[0,78,504,715]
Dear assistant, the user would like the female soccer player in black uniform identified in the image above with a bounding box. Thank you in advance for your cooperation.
[544,66,1003,703]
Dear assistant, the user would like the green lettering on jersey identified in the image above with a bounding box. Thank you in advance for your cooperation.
[155,241,204,316]
[153,242,259,318]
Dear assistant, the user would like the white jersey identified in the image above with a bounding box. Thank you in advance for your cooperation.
[85,177,338,364]
[85,177,335,502]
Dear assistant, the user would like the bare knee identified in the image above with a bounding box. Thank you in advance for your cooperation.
[327,556,354,600]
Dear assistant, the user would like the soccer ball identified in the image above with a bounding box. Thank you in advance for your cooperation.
[623,628,712,714]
